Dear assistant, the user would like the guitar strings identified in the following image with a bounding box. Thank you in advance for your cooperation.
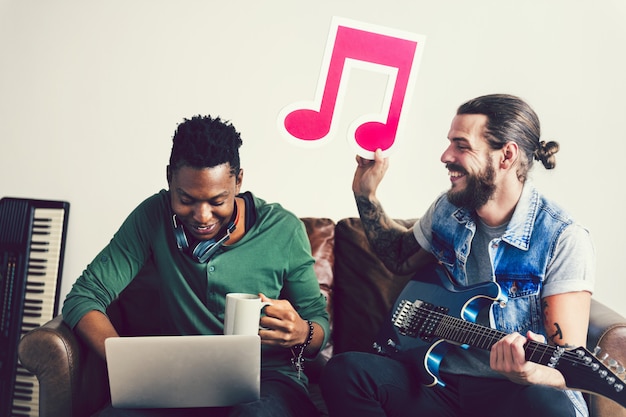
[398,301,626,402]
[406,303,596,367]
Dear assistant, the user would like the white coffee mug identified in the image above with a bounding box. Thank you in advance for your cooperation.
[224,293,272,335]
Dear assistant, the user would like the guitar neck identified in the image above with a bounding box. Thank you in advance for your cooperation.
[433,314,558,366]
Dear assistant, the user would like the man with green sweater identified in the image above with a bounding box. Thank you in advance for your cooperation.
[62,115,329,417]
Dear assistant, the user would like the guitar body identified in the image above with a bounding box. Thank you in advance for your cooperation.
[374,262,506,387]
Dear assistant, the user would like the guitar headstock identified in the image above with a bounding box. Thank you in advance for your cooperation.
[556,346,625,409]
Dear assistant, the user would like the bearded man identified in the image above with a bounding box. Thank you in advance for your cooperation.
[320,94,595,417]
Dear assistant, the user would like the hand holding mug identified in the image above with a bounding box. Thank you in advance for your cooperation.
[258,294,312,349]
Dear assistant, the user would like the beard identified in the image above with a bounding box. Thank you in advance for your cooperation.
[446,159,496,211]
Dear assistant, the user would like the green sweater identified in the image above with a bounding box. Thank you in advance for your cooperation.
[62,190,330,387]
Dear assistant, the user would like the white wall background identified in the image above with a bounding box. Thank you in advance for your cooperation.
[2,0,625,318]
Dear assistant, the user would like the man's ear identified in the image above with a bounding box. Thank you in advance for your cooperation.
[501,142,519,169]
[235,168,244,193]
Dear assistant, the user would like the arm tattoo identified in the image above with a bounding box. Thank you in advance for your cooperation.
[550,323,576,349]
[549,323,575,348]
[549,322,563,342]
[543,299,575,349]
[355,195,420,273]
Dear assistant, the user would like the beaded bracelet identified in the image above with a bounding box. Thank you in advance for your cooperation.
[290,320,314,379]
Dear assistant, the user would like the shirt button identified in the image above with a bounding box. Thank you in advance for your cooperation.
[209,266,215,272]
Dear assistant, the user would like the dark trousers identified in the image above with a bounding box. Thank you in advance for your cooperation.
[97,371,319,417]
[321,352,577,417]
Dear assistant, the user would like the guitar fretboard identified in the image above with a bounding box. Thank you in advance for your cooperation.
[395,299,607,370]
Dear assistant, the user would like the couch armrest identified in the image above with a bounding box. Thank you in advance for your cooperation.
[586,299,626,417]
[18,315,109,417]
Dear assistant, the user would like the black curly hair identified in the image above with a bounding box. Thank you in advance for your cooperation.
[168,115,243,176]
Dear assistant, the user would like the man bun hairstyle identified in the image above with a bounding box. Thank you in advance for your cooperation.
[457,94,559,182]
[534,140,559,170]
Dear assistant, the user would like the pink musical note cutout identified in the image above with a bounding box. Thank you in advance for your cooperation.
[278,17,426,158]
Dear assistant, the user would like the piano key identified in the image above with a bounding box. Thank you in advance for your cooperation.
[1,200,68,417]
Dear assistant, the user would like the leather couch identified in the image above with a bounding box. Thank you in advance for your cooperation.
[18,217,626,417]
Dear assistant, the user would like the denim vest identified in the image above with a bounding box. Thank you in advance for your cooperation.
[428,183,587,416]
[429,182,573,337]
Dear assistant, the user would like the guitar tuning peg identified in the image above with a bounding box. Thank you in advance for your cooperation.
[591,346,626,377]
[608,359,626,376]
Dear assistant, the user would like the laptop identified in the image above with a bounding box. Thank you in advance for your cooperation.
[105,334,261,409]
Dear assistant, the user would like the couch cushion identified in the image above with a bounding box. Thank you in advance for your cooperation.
[332,218,421,354]
[300,217,336,382]
[300,217,335,331]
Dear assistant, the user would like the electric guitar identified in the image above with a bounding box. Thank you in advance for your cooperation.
[373,263,626,409]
